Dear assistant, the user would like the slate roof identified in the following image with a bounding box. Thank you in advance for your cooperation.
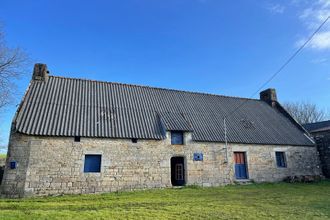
[14,75,314,146]
[303,120,330,133]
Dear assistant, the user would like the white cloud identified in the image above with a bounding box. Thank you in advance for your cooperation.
[309,31,330,49]
[297,31,330,50]
[320,0,330,7]
[311,57,329,64]
[267,3,286,14]
[297,0,330,50]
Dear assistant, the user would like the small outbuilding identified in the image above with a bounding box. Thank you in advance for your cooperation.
[304,120,330,178]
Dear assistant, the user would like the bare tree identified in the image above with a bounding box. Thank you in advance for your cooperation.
[0,25,28,110]
[283,101,328,124]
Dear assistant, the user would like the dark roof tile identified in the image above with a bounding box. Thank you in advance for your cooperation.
[14,76,313,146]
[303,120,330,133]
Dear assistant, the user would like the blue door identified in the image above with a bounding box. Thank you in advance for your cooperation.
[234,152,248,179]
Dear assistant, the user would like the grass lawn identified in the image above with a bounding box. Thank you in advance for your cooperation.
[0,154,6,159]
[0,181,329,220]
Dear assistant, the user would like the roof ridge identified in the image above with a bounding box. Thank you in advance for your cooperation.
[49,75,260,101]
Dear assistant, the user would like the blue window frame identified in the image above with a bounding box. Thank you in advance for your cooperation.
[171,131,184,145]
[275,152,286,168]
[84,155,101,173]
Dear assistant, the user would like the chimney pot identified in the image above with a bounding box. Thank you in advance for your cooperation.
[260,88,277,106]
[32,63,48,81]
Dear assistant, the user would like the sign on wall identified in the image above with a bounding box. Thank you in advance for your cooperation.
[193,153,203,161]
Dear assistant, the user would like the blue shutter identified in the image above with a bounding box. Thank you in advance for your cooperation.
[84,155,101,172]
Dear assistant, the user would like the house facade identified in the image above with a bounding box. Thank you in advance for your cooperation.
[304,120,330,178]
[1,64,321,197]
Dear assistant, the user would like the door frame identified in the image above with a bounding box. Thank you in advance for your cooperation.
[170,156,187,186]
[233,151,249,180]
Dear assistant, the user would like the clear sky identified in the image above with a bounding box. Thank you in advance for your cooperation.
[0,0,329,152]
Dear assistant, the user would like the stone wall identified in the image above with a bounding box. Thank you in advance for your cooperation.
[232,145,320,182]
[0,157,5,186]
[0,133,31,197]
[313,131,330,178]
[1,131,321,197]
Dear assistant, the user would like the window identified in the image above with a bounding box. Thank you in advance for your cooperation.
[84,155,101,172]
[175,164,184,180]
[74,136,81,142]
[171,131,184,145]
[132,138,138,143]
[275,152,286,168]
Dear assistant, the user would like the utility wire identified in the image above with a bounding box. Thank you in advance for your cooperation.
[222,16,329,158]
[224,15,330,120]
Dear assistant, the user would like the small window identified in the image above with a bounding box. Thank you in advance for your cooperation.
[171,131,184,145]
[84,155,101,173]
[132,138,138,143]
[74,136,81,142]
[275,152,286,168]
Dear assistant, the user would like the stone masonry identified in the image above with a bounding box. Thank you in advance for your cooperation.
[0,131,321,198]
[0,157,5,186]
[314,131,330,178]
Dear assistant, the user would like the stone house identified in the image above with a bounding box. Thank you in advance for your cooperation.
[0,64,321,197]
[303,120,330,178]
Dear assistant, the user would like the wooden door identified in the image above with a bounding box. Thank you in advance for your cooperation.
[234,152,248,179]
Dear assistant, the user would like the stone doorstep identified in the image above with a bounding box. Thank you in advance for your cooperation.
[171,186,184,189]
[234,179,253,185]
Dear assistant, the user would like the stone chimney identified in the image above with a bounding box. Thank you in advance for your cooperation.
[260,88,277,107]
[32,63,49,81]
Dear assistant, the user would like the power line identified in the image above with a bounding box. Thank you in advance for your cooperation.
[222,15,329,158]
[224,15,330,119]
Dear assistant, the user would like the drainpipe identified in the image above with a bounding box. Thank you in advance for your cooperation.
[223,117,228,163]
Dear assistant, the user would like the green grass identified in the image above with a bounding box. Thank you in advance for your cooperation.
[0,181,329,220]
[0,154,6,159]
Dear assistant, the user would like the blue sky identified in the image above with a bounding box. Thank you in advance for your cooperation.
[0,0,330,151]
